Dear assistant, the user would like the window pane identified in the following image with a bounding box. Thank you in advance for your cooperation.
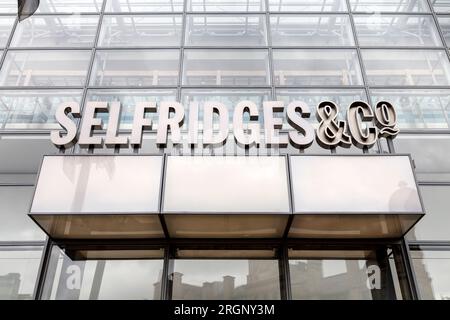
[182,49,270,86]
[393,134,450,182]
[85,88,177,129]
[0,135,58,184]
[437,17,450,47]
[273,49,363,86]
[185,15,267,46]
[90,49,180,86]
[354,15,441,47]
[11,15,99,48]
[432,1,450,13]
[98,15,182,47]
[270,15,354,46]
[0,17,14,48]
[36,0,103,13]
[172,259,280,299]
[0,186,45,241]
[408,186,450,241]
[42,246,164,300]
[289,248,402,300]
[0,0,16,13]
[0,50,91,87]
[188,0,265,12]
[361,49,450,86]
[370,89,450,129]
[411,249,450,300]
[181,88,271,106]
[0,89,82,130]
[350,0,430,13]
[105,0,184,12]
[269,0,348,12]
[0,246,42,300]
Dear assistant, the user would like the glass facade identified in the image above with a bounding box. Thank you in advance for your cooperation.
[0,0,448,300]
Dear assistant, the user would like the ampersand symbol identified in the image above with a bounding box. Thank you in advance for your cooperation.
[316,101,351,149]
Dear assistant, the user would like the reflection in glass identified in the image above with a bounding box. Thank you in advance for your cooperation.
[106,0,184,12]
[188,0,265,12]
[171,259,280,299]
[0,17,14,48]
[370,89,450,129]
[42,246,164,300]
[270,15,354,46]
[0,89,82,130]
[185,15,267,46]
[273,49,363,86]
[0,246,42,300]
[182,49,270,86]
[437,17,450,47]
[432,1,450,13]
[0,186,45,241]
[90,49,180,86]
[354,15,441,47]
[36,0,103,13]
[289,248,402,299]
[408,186,450,241]
[0,0,16,13]
[11,15,99,48]
[269,0,347,12]
[99,15,182,47]
[393,134,450,182]
[85,89,176,129]
[0,50,92,87]
[411,249,450,300]
[361,49,450,86]
[350,0,430,13]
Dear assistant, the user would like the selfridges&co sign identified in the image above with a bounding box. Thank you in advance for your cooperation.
[50,100,400,150]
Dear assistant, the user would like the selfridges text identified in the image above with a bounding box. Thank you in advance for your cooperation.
[51,100,399,150]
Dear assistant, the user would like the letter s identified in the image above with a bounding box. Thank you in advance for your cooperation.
[50,102,80,148]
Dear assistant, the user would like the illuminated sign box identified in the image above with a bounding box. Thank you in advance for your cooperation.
[288,155,424,238]
[162,156,291,238]
[29,155,164,239]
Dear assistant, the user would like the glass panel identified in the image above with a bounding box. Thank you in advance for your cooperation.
[0,0,16,14]
[437,17,450,47]
[361,49,450,86]
[370,89,450,129]
[432,1,450,13]
[0,89,83,130]
[11,15,99,48]
[31,156,163,213]
[42,246,164,300]
[0,50,91,87]
[411,249,450,300]
[185,15,267,46]
[98,15,182,47]
[36,0,103,13]
[85,88,177,130]
[171,258,280,299]
[350,0,430,13]
[0,134,58,184]
[90,49,180,86]
[0,186,45,241]
[270,14,354,46]
[269,0,348,12]
[0,17,14,48]
[163,156,290,213]
[408,186,450,241]
[289,248,402,299]
[187,0,266,12]
[393,134,450,182]
[105,0,184,12]
[273,49,363,86]
[0,246,42,300]
[182,49,270,86]
[354,15,442,47]
[290,156,422,213]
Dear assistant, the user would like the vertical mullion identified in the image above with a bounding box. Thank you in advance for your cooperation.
[265,0,275,99]
[33,238,53,300]
[177,0,188,102]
